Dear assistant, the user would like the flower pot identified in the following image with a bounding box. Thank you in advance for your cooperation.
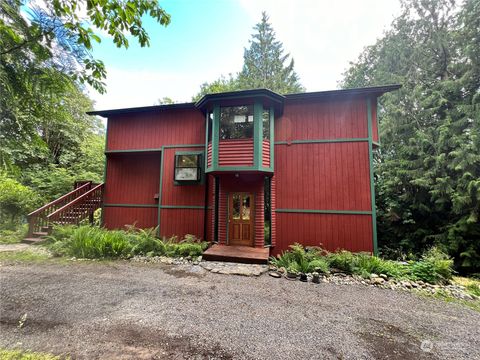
[312,272,320,284]
[286,271,298,279]
[299,273,308,282]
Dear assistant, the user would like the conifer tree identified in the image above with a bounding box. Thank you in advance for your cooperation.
[238,12,304,93]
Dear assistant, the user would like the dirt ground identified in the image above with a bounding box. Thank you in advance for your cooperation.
[0,260,479,359]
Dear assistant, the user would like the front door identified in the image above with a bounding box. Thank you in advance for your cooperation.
[228,192,254,246]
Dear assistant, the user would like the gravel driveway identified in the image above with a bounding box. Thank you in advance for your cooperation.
[0,261,479,359]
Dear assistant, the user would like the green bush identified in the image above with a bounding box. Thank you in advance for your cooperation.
[0,224,28,244]
[0,173,40,226]
[269,244,454,284]
[46,226,208,259]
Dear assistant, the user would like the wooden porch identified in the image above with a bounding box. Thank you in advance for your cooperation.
[202,244,270,264]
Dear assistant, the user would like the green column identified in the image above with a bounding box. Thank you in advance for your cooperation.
[253,100,263,170]
[212,105,220,170]
[367,98,378,255]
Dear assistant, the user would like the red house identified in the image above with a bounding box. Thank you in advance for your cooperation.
[82,85,399,261]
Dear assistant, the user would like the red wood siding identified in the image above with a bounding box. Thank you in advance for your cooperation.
[104,152,160,204]
[207,142,212,167]
[276,98,368,141]
[262,140,270,168]
[104,207,157,230]
[271,175,276,247]
[275,142,371,211]
[218,139,254,167]
[217,174,265,247]
[160,208,204,240]
[161,147,205,206]
[107,108,204,150]
[371,100,379,143]
[273,213,373,256]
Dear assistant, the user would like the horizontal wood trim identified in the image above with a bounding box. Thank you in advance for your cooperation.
[275,208,372,215]
[274,138,369,145]
[106,144,205,154]
[104,203,158,208]
[105,203,212,210]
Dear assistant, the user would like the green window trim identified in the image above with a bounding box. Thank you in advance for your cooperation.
[367,97,378,255]
[173,150,205,185]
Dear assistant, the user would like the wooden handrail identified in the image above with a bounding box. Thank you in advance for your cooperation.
[27,181,92,217]
[47,183,104,220]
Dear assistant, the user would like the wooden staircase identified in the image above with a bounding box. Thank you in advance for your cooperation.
[24,181,104,243]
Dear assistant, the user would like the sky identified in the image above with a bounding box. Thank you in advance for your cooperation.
[88,0,402,111]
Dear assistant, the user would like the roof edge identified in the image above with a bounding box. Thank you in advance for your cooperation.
[284,84,402,101]
[87,102,196,117]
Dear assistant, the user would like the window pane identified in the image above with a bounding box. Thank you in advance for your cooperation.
[232,194,241,220]
[176,154,198,167]
[208,111,213,142]
[175,168,198,181]
[220,106,254,139]
[263,109,270,140]
[242,195,251,220]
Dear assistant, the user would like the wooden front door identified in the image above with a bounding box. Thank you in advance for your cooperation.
[228,192,254,246]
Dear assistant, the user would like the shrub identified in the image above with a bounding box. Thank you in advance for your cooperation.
[0,173,40,226]
[409,247,453,284]
[46,225,209,259]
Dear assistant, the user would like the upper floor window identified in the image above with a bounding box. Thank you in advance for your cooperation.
[219,105,254,139]
[262,108,270,140]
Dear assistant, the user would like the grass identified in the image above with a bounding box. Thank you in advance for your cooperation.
[453,276,480,297]
[0,348,67,360]
[270,243,455,285]
[0,250,51,263]
[45,225,209,260]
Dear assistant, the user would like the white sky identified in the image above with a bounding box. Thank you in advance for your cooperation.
[88,0,402,111]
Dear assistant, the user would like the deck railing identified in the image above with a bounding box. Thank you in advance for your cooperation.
[47,183,104,226]
[26,182,93,237]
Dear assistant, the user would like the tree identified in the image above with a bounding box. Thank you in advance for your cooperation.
[155,97,175,105]
[341,0,480,272]
[238,12,304,94]
[193,12,304,100]
[0,0,170,93]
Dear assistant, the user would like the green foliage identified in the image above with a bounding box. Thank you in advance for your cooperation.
[270,243,453,284]
[193,12,304,100]
[0,348,66,360]
[0,224,27,244]
[46,225,208,259]
[341,0,480,273]
[0,173,40,226]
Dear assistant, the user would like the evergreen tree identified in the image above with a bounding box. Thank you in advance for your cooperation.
[342,0,480,272]
[238,12,304,93]
[193,12,304,100]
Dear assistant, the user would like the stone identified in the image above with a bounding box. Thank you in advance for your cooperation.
[401,280,413,289]
[370,273,379,279]
[379,274,388,280]
[372,277,385,285]
[269,271,281,278]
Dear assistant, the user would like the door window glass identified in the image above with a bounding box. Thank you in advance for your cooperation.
[242,195,251,220]
[232,194,241,220]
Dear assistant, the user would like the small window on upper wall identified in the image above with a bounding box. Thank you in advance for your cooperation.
[174,153,202,182]
[263,108,270,140]
[220,105,254,139]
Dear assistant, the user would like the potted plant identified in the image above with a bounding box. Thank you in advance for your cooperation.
[286,264,299,279]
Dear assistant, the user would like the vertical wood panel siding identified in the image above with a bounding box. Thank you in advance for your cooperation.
[161,147,206,206]
[107,108,205,150]
[273,213,373,256]
[218,139,254,167]
[262,140,270,168]
[218,182,228,245]
[276,98,368,141]
[105,153,160,204]
[160,209,204,239]
[275,142,371,211]
[104,207,157,230]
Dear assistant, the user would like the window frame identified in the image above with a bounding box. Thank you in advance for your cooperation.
[219,105,255,140]
[173,151,204,185]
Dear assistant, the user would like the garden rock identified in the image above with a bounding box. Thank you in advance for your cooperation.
[269,271,281,278]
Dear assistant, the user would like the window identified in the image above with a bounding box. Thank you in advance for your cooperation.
[207,111,213,142]
[220,105,254,139]
[174,153,202,182]
[262,108,270,140]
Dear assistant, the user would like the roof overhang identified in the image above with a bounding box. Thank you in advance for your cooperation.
[86,102,196,117]
[194,88,285,114]
[284,84,401,101]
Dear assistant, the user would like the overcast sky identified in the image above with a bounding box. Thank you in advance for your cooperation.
[88,0,402,111]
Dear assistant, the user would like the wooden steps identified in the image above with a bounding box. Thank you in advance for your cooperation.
[22,237,46,244]
[203,244,270,264]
